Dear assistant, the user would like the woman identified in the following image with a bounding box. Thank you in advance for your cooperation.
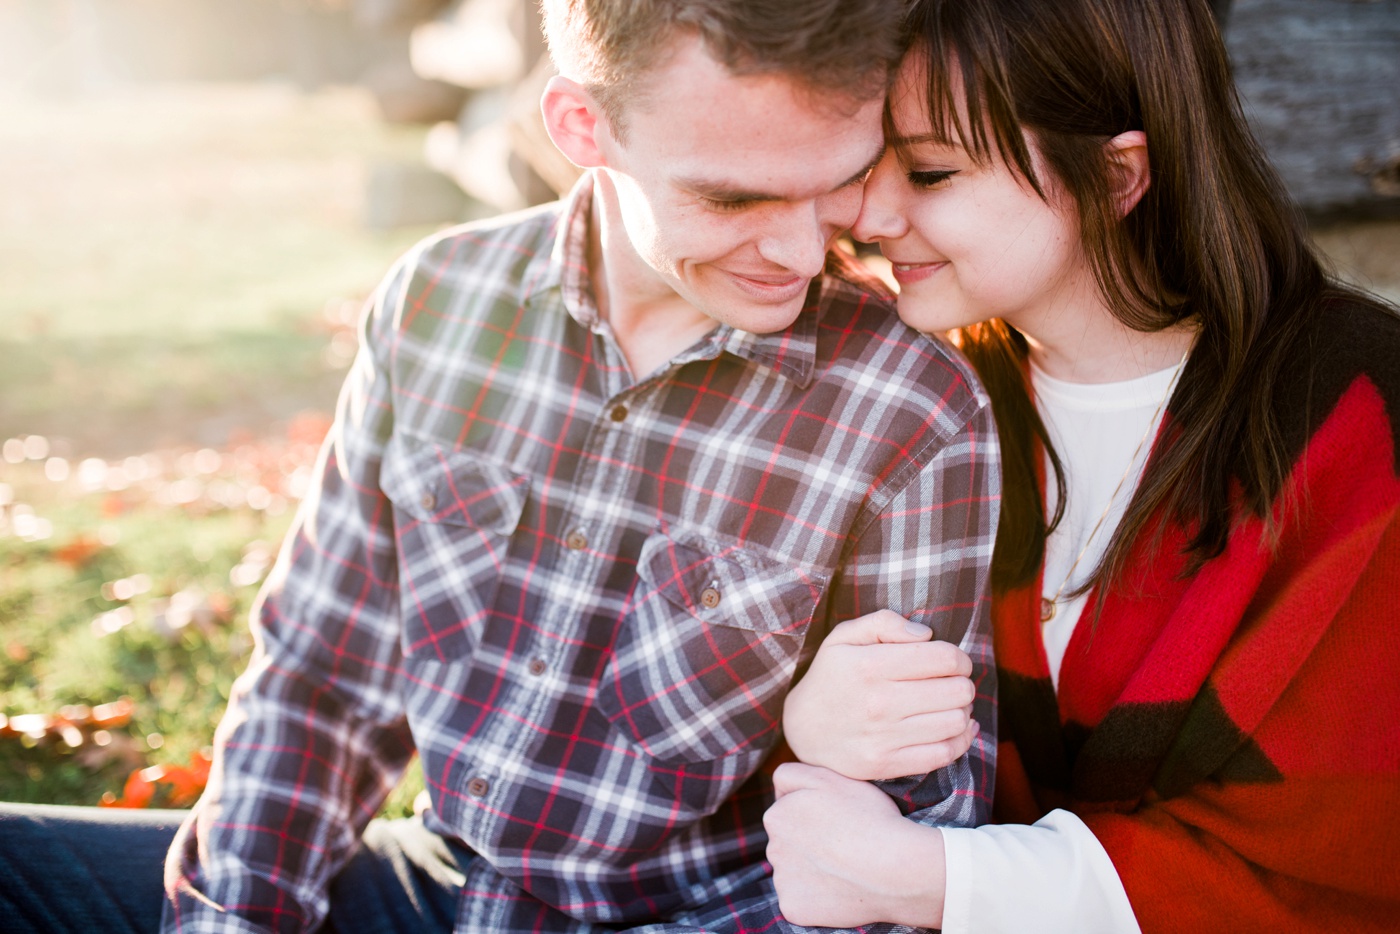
[767,0,1400,931]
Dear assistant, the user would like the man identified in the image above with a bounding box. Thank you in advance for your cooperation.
[1,3,998,933]
[174,0,1002,929]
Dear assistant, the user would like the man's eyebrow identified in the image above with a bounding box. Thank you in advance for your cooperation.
[675,177,777,204]
[841,146,887,189]
[676,145,888,204]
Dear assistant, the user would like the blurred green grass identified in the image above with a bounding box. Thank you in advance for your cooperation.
[0,82,441,814]
[0,453,286,803]
[0,83,435,454]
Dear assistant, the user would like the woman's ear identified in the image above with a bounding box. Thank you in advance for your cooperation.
[1105,130,1150,217]
[540,76,610,169]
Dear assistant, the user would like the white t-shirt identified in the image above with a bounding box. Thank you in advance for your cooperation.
[941,358,1183,934]
[1035,358,1183,688]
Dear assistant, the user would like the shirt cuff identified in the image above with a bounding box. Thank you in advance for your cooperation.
[940,819,975,934]
[938,809,1141,934]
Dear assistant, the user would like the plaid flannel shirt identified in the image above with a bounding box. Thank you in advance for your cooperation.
[164,175,999,934]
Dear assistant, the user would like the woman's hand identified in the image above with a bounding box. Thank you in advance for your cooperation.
[765,762,947,929]
[783,610,979,780]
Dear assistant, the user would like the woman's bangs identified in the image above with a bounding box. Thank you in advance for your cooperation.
[920,41,992,158]
[919,36,1038,190]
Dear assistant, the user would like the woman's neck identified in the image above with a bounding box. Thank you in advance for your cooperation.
[1019,302,1197,384]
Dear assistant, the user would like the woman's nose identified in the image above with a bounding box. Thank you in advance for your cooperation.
[851,152,908,245]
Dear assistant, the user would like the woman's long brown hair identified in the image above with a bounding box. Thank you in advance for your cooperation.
[908,0,1378,593]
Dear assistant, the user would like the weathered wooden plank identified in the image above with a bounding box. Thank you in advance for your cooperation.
[1226,0,1400,219]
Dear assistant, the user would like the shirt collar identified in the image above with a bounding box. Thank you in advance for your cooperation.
[538,173,600,329]
[534,171,825,388]
[717,300,819,388]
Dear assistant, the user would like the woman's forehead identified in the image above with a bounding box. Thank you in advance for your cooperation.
[890,50,965,142]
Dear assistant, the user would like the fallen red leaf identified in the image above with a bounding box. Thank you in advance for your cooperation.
[100,749,214,808]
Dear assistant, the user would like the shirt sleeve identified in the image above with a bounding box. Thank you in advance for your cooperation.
[941,810,1142,934]
[162,261,417,934]
[821,396,1000,828]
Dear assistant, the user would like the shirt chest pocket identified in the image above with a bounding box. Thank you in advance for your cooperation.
[597,531,829,764]
[381,435,529,662]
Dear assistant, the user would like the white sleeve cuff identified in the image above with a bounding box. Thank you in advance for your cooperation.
[938,809,1141,934]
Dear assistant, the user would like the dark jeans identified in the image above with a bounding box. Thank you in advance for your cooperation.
[0,803,465,934]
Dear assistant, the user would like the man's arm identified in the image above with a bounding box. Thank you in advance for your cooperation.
[808,398,999,826]
[162,261,416,934]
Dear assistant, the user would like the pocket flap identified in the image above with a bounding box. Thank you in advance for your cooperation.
[382,435,528,534]
[637,531,827,636]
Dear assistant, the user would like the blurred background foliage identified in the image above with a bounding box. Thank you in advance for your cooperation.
[0,0,458,813]
[0,0,1397,816]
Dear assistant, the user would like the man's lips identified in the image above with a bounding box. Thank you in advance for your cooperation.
[725,270,810,303]
[888,260,948,286]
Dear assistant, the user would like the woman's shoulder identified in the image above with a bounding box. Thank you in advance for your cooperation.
[1303,290,1400,379]
[1275,290,1400,449]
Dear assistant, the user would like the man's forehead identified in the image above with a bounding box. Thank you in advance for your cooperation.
[621,45,884,191]
[627,34,881,121]
[670,140,886,204]
[628,27,888,101]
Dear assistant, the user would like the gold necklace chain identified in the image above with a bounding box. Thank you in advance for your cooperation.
[1039,349,1190,624]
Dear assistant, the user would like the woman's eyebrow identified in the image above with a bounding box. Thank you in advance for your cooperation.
[886,132,946,147]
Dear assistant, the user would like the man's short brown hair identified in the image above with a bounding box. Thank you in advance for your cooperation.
[541,0,909,136]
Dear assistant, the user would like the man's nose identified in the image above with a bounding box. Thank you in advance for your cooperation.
[851,155,907,245]
[757,201,829,280]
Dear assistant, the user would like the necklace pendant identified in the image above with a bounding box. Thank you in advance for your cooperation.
[1040,597,1056,622]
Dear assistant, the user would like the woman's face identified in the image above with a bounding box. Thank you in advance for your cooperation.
[852,54,1099,336]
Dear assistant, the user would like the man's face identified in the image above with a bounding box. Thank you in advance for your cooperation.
[595,36,886,335]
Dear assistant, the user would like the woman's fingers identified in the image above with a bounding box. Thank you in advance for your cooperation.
[893,671,978,713]
[820,609,935,647]
[781,619,978,777]
[869,640,974,682]
[875,720,980,779]
[857,677,974,729]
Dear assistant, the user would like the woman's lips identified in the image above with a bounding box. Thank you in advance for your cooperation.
[888,260,948,286]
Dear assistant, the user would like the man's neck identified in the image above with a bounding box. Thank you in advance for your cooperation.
[588,174,719,380]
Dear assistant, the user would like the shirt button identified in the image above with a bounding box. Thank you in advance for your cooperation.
[467,777,489,798]
[700,586,721,609]
[420,492,436,511]
[527,657,547,676]
[566,529,588,550]
[609,404,628,422]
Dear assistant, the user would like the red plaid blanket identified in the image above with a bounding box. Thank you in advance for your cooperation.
[992,299,1400,932]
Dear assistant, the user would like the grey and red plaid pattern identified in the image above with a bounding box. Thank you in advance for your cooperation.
[164,175,999,934]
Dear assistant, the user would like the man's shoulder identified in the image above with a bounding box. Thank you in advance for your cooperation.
[814,248,990,433]
[401,200,565,285]
[364,200,567,342]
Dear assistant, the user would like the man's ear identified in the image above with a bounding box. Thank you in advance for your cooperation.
[541,75,610,169]
[1104,130,1150,217]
